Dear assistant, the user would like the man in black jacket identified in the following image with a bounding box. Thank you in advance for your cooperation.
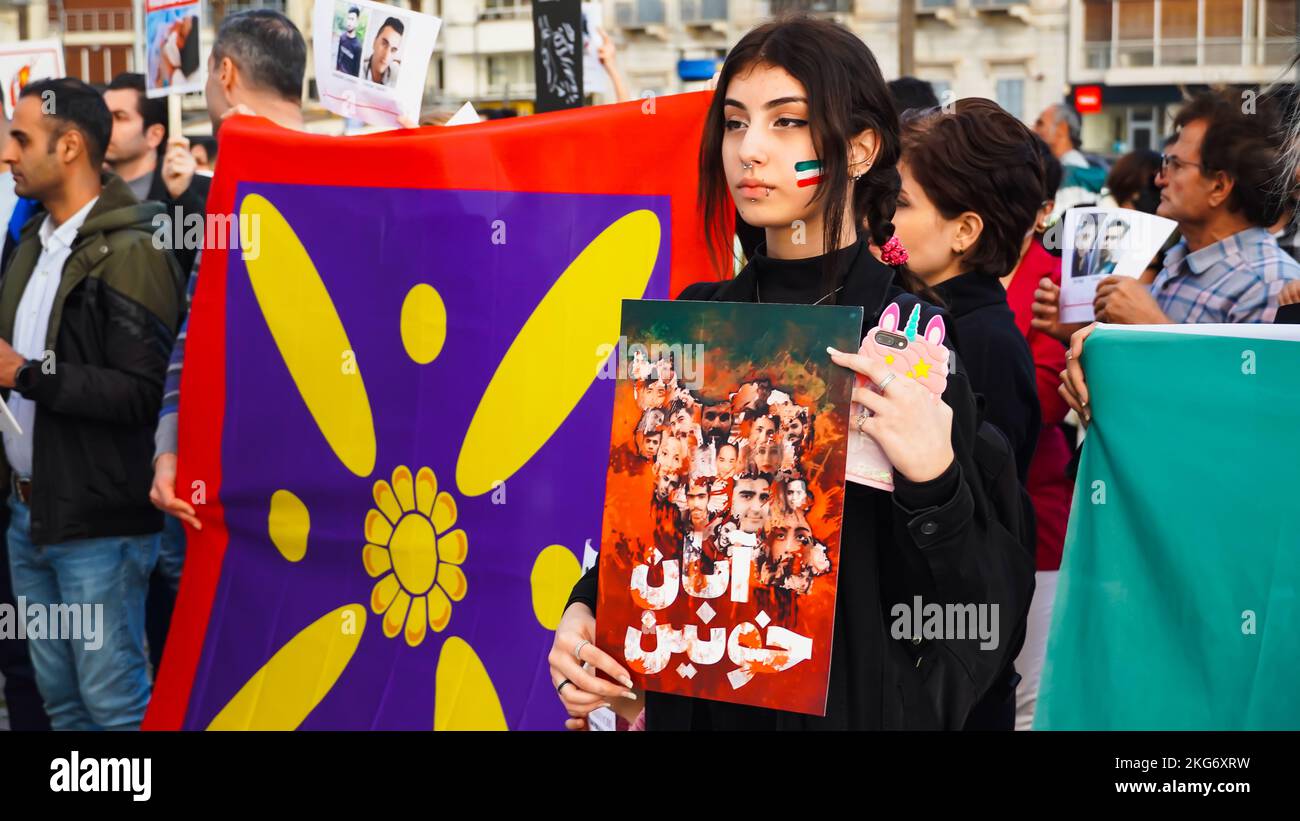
[0,79,182,730]
[103,72,210,276]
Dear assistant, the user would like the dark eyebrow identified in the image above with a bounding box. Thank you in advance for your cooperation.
[723,96,809,111]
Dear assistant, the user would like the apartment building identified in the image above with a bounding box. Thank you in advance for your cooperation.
[1068,0,1296,154]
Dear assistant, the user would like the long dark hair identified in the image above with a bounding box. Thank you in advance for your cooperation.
[697,14,909,292]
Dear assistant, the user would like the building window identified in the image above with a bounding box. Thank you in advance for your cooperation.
[1117,0,1155,67]
[226,0,287,14]
[1160,0,1198,66]
[1083,0,1114,68]
[995,77,1024,121]
[482,0,531,19]
[485,52,533,94]
[1204,0,1246,65]
[1264,0,1298,64]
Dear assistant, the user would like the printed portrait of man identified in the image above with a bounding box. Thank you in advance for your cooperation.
[785,476,811,512]
[364,16,404,88]
[730,473,771,535]
[747,413,778,453]
[336,6,363,77]
[636,377,671,411]
[1071,213,1101,280]
[633,408,665,460]
[775,402,812,454]
[667,402,696,442]
[1094,218,1131,277]
[698,397,733,449]
[683,476,714,535]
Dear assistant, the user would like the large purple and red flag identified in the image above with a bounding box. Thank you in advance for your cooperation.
[144,92,723,730]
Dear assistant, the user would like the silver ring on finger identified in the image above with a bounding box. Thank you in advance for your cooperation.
[877,372,898,393]
[556,678,575,695]
[854,410,869,433]
[573,639,591,665]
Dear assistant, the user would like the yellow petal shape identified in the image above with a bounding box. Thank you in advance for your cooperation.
[456,210,661,496]
[365,509,393,545]
[530,544,583,630]
[438,528,468,565]
[415,467,437,517]
[241,193,375,477]
[371,573,400,614]
[401,284,447,364]
[383,590,411,639]
[391,466,415,513]
[437,564,468,602]
[267,489,309,563]
[405,595,428,648]
[434,637,507,731]
[428,585,452,633]
[432,492,457,535]
[373,480,402,525]
[207,604,365,731]
[361,543,391,577]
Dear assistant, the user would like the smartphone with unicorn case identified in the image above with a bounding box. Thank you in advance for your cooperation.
[846,301,949,491]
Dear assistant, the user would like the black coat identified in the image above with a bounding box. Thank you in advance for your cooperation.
[0,175,183,544]
[147,162,210,278]
[932,272,1041,483]
[567,242,1034,730]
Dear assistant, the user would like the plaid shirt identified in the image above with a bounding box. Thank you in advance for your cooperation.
[1150,227,1300,323]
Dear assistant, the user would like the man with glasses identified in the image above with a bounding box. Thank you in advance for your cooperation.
[1034,89,1299,332]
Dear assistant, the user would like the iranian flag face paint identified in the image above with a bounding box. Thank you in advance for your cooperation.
[795,160,824,188]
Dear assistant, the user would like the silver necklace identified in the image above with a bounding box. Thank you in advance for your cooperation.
[755,281,844,305]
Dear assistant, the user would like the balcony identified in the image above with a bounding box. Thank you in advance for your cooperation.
[919,0,955,7]
[768,0,853,14]
[226,0,287,13]
[615,0,667,25]
[1085,37,1293,70]
[63,8,133,32]
[681,0,728,23]
[479,0,531,20]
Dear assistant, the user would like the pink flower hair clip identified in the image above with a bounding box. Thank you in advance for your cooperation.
[880,235,909,267]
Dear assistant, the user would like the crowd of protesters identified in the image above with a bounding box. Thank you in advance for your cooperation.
[0,10,1295,732]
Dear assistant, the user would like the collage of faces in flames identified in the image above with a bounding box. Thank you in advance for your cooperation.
[628,352,833,618]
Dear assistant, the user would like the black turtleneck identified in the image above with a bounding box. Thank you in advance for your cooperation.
[568,240,1036,732]
[748,240,861,305]
[931,271,1041,483]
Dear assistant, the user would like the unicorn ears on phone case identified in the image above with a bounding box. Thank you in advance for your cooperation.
[923,315,946,346]
[877,301,946,346]
[878,302,902,333]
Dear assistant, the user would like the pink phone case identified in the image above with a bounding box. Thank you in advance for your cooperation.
[845,302,949,491]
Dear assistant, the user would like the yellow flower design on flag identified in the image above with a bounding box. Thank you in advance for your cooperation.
[205,192,658,730]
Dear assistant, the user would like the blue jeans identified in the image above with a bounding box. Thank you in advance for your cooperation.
[155,515,187,593]
[6,496,157,730]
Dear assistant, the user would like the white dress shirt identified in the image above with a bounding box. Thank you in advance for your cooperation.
[0,171,17,236]
[3,196,99,478]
